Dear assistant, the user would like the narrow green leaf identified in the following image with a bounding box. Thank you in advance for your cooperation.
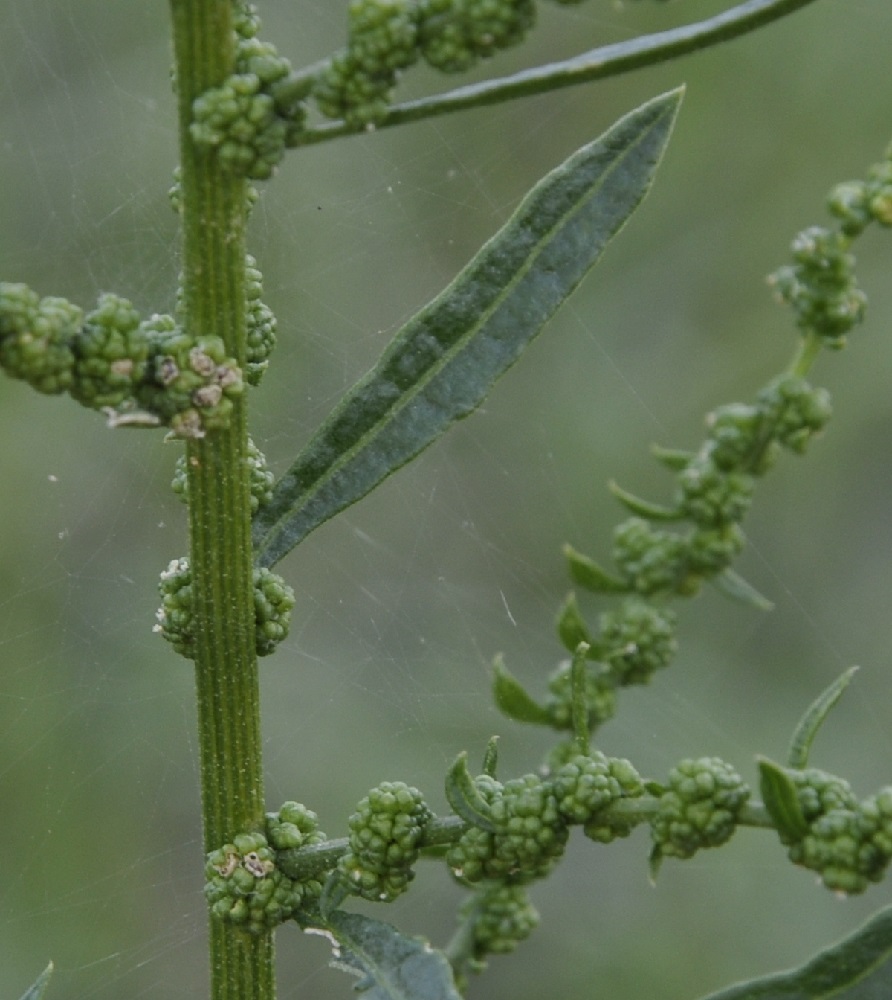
[713,568,775,611]
[757,756,808,843]
[253,89,684,568]
[570,642,592,755]
[694,903,892,999]
[787,666,859,769]
[563,544,628,594]
[322,910,462,1000]
[608,479,682,520]
[491,655,553,727]
[651,443,696,470]
[555,592,592,654]
[481,735,500,778]
[18,964,53,1000]
[445,751,499,833]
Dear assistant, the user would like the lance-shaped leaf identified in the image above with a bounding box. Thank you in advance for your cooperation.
[695,903,892,999]
[253,88,684,568]
[787,666,859,769]
[18,965,53,1000]
[319,910,462,1000]
[758,755,808,844]
[492,655,553,727]
[563,543,628,594]
[445,751,499,833]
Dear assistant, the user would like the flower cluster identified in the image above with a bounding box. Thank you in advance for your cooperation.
[552,751,643,843]
[172,435,274,513]
[0,283,244,439]
[338,781,433,901]
[244,254,277,385]
[649,757,750,863]
[155,559,295,658]
[190,5,310,179]
[778,768,892,895]
[205,805,327,934]
[313,0,536,127]
[447,773,568,884]
[459,882,539,974]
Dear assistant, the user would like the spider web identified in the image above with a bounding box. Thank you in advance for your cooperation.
[2,1,892,998]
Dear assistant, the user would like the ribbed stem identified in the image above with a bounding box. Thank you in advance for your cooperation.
[168,2,274,999]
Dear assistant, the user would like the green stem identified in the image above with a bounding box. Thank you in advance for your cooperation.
[169,2,273,999]
[292,0,823,146]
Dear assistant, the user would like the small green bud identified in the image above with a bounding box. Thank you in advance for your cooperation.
[676,456,754,527]
[70,293,147,410]
[552,752,643,825]
[757,375,832,455]
[254,567,295,656]
[460,883,539,972]
[612,518,688,596]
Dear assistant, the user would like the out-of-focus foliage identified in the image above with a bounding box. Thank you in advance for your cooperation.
[1,2,891,998]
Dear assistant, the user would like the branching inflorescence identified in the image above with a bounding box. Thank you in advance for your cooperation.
[194,133,892,982]
[3,1,892,996]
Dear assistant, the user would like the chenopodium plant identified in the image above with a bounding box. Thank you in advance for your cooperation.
[4,1,892,999]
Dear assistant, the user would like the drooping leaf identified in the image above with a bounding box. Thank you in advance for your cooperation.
[713,568,775,611]
[491,655,553,727]
[563,543,628,594]
[253,88,684,568]
[757,756,808,843]
[445,751,499,833]
[18,964,53,1000]
[318,910,462,1000]
[694,904,892,999]
[787,666,859,769]
[608,479,681,520]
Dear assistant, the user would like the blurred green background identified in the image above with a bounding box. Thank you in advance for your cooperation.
[2,1,892,998]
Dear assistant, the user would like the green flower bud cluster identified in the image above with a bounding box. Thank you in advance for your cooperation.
[460,883,539,974]
[650,757,750,861]
[172,435,274,514]
[205,806,327,933]
[190,6,309,179]
[314,0,420,128]
[155,559,294,658]
[244,254,277,385]
[769,226,866,349]
[827,145,892,235]
[0,283,244,439]
[781,770,892,894]
[596,600,677,685]
[447,773,568,884]
[338,781,433,901]
[416,0,536,74]
[552,752,643,843]
[313,0,536,128]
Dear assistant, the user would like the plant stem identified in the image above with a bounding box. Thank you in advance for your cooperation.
[169,2,273,999]
[292,0,823,146]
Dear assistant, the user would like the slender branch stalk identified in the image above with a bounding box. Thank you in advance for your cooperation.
[169,2,273,999]
[292,0,823,146]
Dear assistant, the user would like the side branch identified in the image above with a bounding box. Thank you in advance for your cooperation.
[292,0,822,146]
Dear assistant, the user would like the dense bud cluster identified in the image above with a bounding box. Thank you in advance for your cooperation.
[769,226,866,348]
[460,883,539,973]
[780,770,892,894]
[338,781,433,901]
[597,600,677,685]
[447,774,568,884]
[244,254,277,385]
[0,283,243,439]
[551,752,643,837]
[172,435,274,513]
[417,0,536,74]
[827,148,892,235]
[190,6,309,179]
[155,560,294,658]
[650,757,750,861]
[205,808,327,934]
[313,0,537,127]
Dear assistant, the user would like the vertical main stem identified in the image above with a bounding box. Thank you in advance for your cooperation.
[168,2,274,999]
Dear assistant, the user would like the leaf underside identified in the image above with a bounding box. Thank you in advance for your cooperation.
[321,910,462,1000]
[695,904,892,999]
[252,87,684,568]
